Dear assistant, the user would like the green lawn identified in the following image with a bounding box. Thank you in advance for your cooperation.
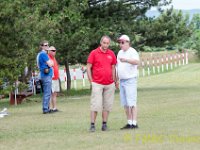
[0,63,200,150]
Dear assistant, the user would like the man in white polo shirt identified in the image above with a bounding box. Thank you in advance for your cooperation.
[116,35,140,129]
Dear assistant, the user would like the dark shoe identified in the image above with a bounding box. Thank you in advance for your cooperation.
[43,109,54,114]
[101,124,108,131]
[120,124,132,130]
[43,111,50,114]
[89,125,95,132]
[132,124,139,129]
[49,109,54,113]
[52,109,58,113]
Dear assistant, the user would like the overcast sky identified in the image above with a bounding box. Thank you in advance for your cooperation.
[167,0,200,10]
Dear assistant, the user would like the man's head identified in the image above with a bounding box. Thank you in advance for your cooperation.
[39,40,49,51]
[118,35,130,51]
[100,35,111,51]
[48,46,57,56]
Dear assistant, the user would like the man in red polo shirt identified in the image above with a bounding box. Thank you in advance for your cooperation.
[87,35,117,132]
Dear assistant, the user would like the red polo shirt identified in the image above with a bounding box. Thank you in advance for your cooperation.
[48,54,59,80]
[87,47,117,85]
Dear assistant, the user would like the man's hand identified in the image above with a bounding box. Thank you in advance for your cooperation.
[115,81,119,89]
[47,60,54,67]
[120,58,128,63]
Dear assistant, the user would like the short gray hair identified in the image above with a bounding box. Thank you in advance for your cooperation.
[100,35,111,43]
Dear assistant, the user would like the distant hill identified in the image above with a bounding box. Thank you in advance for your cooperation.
[146,9,200,19]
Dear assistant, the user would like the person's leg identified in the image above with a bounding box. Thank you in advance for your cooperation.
[50,80,60,111]
[101,111,109,131]
[41,76,52,113]
[126,106,133,124]
[90,111,97,124]
[102,111,109,122]
[126,106,138,126]
[119,80,131,129]
[120,78,138,129]
[124,106,129,120]
[102,83,115,131]
[39,79,43,93]
[89,82,103,132]
[125,106,138,128]
[120,106,133,129]
[119,80,127,107]
[119,80,129,120]
[125,78,138,128]
[51,92,57,110]
[90,111,97,132]
[132,106,138,127]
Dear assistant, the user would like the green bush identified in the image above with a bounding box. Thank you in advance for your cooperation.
[142,46,153,52]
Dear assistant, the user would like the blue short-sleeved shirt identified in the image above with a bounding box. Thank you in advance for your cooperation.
[38,51,53,78]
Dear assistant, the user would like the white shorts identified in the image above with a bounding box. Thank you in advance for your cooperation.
[119,77,137,107]
[52,79,60,93]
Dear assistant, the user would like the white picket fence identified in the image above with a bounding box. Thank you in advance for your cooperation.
[62,66,87,90]
[28,51,189,91]
[13,50,188,104]
[63,51,189,89]
[138,51,188,77]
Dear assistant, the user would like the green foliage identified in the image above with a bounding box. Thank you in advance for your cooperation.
[134,9,192,50]
[0,0,32,88]
[1,0,194,94]
[142,46,153,52]
[83,0,172,54]
[180,14,200,58]
[0,0,89,93]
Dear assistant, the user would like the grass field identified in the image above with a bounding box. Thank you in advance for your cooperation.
[1,63,200,150]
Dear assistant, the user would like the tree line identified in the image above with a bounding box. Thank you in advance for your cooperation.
[0,0,199,93]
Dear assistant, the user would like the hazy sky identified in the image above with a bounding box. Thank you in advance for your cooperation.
[169,0,200,10]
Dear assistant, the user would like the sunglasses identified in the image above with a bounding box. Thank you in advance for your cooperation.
[51,50,56,52]
[43,45,49,46]
[119,41,125,45]
[119,41,129,45]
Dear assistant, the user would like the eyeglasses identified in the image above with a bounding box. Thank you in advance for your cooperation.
[119,41,125,45]
[119,41,128,45]
[51,50,56,52]
[42,45,49,46]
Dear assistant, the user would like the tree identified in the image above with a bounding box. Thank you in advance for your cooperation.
[133,8,192,50]
[0,0,89,92]
[0,0,35,94]
[2,0,192,93]
[38,0,89,90]
[84,0,172,54]
[183,14,200,57]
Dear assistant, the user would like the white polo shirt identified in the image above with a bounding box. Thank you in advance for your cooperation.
[117,47,139,79]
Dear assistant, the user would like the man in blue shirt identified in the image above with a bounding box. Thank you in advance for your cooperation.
[37,40,54,114]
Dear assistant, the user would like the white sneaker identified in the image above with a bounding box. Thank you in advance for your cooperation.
[0,108,7,113]
[0,114,5,118]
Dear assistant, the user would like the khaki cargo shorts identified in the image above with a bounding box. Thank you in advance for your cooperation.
[90,82,115,112]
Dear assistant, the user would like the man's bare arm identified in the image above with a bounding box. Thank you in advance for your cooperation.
[46,60,54,67]
[87,63,93,83]
[120,58,140,65]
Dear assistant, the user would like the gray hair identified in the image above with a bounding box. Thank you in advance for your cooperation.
[100,35,111,43]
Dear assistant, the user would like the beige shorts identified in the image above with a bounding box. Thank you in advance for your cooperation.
[52,79,60,93]
[90,82,115,112]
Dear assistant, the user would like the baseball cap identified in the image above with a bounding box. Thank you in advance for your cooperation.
[118,35,130,42]
[47,46,56,51]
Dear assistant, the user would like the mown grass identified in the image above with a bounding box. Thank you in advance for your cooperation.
[0,63,200,150]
